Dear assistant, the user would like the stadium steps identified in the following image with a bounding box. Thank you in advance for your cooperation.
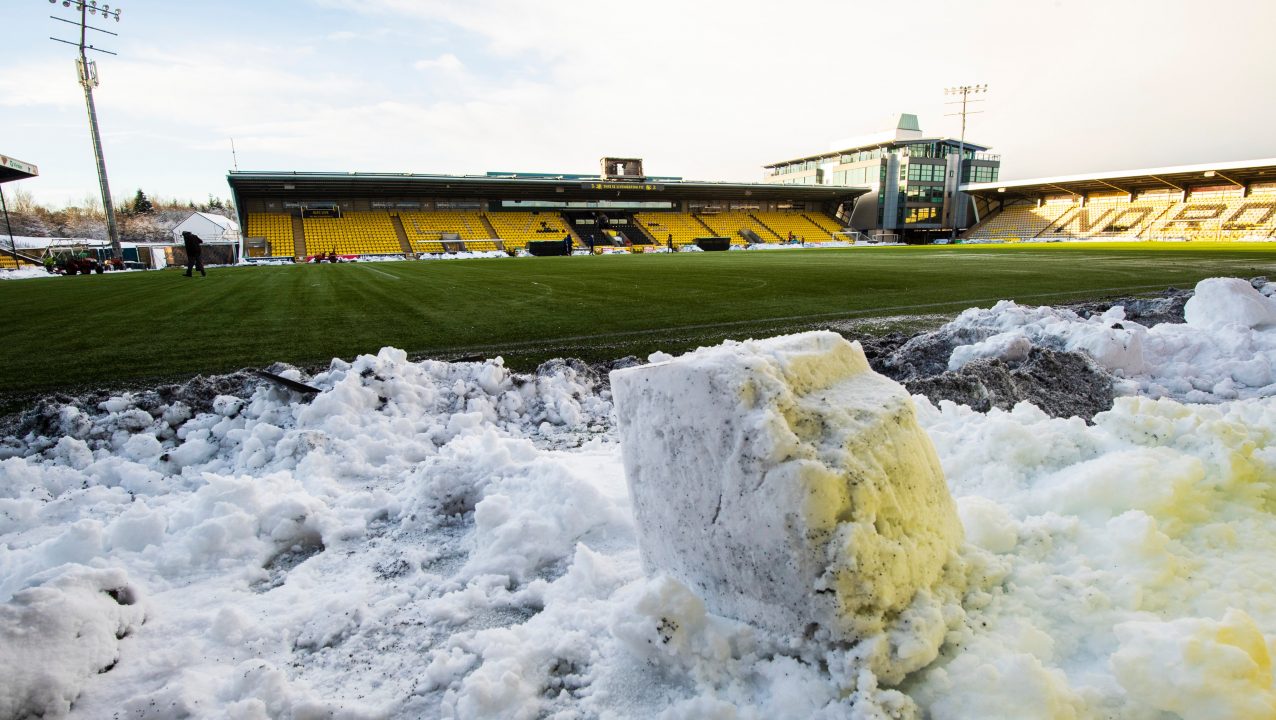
[692,215,721,237]
[480,214,500,240]
[564,218,587,250]
[291,215,307,257]
[621,221,653,245]
[962,212,998,238]
[390,215,413,255]
[802,213,843,239]
[748,215,785,242]
[800,215,835,240]
[1038,206,1080,238]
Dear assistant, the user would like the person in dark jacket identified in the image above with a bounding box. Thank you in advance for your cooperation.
[182,231,205,277]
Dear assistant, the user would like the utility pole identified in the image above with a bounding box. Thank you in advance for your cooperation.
[944,84,987,242]
[49,0,124,260]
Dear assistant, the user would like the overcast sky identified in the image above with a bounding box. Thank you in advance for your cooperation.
[4,0,1275,206]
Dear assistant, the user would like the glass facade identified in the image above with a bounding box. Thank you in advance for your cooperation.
[905,185,945,203]
[964,165,999,183]
[904,207,939,224]
[907,163,946,182]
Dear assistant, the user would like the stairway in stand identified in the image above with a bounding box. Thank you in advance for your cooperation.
[390,215,413,254]
[749,214,783,241]
[291,215,306,257]
[693,215,719,236]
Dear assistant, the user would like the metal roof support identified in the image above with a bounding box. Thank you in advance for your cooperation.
[1150,175,1186,202]
[1095,179,1132,199]
[1045,184,1082,200]
[1214,171,1247,195]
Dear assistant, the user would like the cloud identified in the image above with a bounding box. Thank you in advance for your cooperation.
[8,0,1276,205]
[413,53,463,73]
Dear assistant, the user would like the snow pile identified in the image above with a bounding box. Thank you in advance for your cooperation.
[612,331,963,644]
[745,241,855,250]
[899,277,1276,403]
[0,266,52,280]
[0,566,145,718]
[911,395,1276,718]
[3,277,1276,717]
[1113,609,1276,718]
[418,250,508,260]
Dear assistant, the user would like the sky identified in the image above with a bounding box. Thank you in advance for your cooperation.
[3,0,1276,206]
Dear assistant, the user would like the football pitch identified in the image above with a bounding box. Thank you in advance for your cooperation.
[4,242,1276,409]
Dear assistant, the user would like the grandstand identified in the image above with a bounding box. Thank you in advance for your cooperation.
[962,159,1276,243]
[227,163,860,260]
[246,212,295,257]
[1,153,40,269]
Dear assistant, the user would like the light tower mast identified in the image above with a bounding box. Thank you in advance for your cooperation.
[49,0,124,260]
[944,83,987,241]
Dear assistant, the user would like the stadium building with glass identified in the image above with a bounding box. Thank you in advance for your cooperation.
[763,114,1001,243]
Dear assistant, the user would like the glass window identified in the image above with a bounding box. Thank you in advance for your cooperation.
[904,207,938,224]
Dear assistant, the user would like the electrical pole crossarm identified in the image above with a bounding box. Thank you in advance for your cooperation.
[49,0,125,260]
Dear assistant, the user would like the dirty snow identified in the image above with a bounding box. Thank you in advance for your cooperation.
[1,277,1275,718]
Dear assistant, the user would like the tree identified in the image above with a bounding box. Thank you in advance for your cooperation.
[131,189,154,214]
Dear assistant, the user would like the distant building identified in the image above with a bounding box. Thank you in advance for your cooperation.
[763,114,1001,242]
[172,211,241,254]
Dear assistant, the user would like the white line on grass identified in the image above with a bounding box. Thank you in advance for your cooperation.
[360,265,401,280]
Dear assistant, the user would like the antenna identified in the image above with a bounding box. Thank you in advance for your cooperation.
[230,138,239,171]
[943,84,988,240]
[48,0,126,261]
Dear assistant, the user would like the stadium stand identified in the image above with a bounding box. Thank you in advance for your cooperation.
[246,212,295,256]
[400,211,492,253]
[1149,195,1276,241]
[753,211,839,242]
[964,202,1078,241]
[303,211,402,256]
[486,211,570,250]
[801,211,846,238]
[697,211,779,244]
[966,195,1276,242]
[963,161,1276,243]
[632,212,707,247]
[1045,198,1171,239]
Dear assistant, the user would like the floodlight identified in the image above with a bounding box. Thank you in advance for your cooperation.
[47,0,126,262]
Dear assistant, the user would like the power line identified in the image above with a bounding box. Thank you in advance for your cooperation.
[48,0,124,261]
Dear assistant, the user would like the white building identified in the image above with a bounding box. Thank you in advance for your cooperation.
[172,212,241,245]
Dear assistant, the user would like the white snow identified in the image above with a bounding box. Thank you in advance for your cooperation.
[1,277,1275,718]
[942,277,1276,402]
[611,332,962,645]
[0,266,53,280]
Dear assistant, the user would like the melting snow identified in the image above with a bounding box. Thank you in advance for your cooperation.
[1,278,1275,718]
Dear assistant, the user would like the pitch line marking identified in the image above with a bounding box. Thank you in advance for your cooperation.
[360,265,401,280]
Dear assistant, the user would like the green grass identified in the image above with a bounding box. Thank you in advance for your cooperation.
[4,242,1276,407]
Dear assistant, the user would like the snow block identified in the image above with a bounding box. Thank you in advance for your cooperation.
[611,331,962,642]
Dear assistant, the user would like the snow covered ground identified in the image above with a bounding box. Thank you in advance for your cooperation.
[2,278,1275,718]
[0,266,54,281]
